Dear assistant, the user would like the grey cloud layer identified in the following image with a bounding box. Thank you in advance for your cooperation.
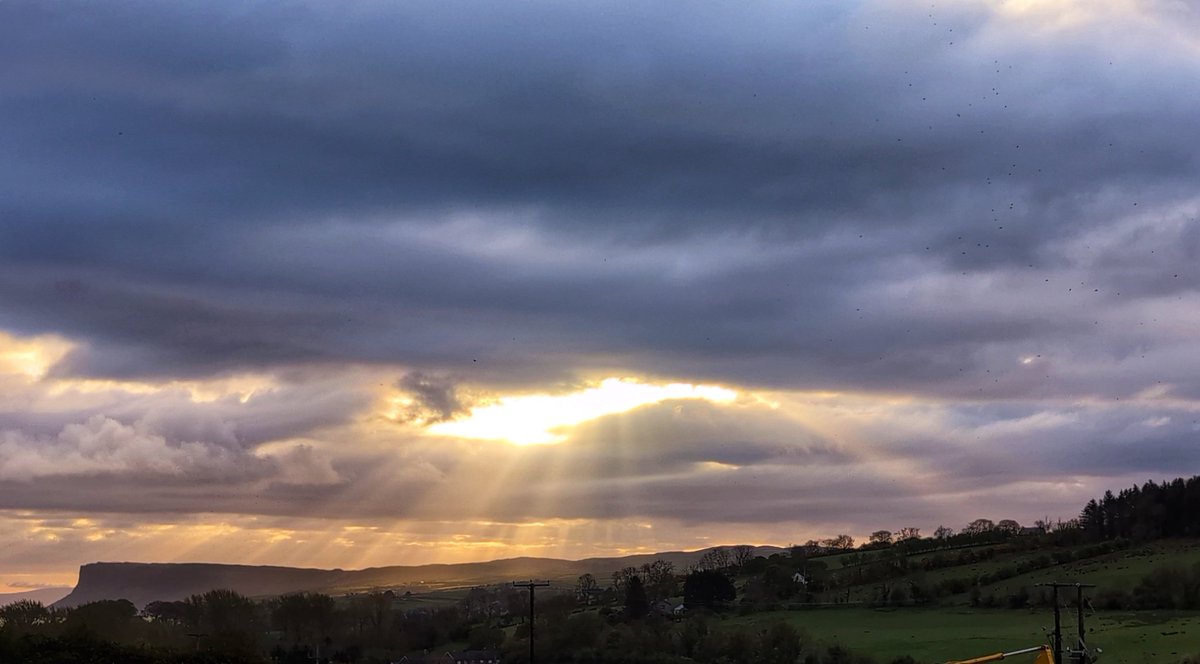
[0,0,1199,569]
[1,1,1198,399]
[4,392,1192,531]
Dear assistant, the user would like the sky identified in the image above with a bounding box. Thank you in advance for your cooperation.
[1,0,1199,591]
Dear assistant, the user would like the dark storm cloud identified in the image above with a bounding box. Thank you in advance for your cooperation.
[395,372,466,424]
[2,0,1199,398]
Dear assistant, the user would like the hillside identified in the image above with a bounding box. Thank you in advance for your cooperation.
[55,545,784,608]
[0,587,71,607]
[817,538,1200,607]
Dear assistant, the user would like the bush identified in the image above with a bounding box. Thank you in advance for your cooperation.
[1006,587,1030,609]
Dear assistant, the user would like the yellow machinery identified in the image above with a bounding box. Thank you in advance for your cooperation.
[949,582,1101,664]
[947,645,1055,664]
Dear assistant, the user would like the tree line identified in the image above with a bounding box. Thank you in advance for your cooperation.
[1079,476,1200,541]
[7,474,1200,662]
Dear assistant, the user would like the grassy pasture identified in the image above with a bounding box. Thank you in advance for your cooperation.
[975,540,1200,600]
[732,607,1200,663]
[827,539,1200,606]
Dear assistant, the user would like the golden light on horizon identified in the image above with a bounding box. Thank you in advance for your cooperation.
[428,377,738,445]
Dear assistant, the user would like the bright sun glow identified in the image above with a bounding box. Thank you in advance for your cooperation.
[429,378,738,445]
[0,332,74,379]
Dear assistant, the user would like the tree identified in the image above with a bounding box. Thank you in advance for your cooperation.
[698,547,732,571]
[934,525,955,539]
[468,624,505,650]
[640,559,677,600]
[963,519,996,535]
[0,600,51,635]
[274,593,315,642]
[897,527,921,541]
[351,591,393,639]
[185,588,260,653]
[997,519,1022,534]
[869,530,894,546]
[822,534,855,549]
[757,622,803,664]
[683,570,736,609]
[612,566,639,593]
[623,575,649,619]
[575,573,598,603]
[758,564,800,601]
[64,599,138,642]
[732,545,755,569]
[461,586,493,621]
[144,600,189,626]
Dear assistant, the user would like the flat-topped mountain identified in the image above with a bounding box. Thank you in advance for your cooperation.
[55,545,785,608]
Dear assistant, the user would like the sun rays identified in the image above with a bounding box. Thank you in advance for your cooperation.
[0,338,1136,590]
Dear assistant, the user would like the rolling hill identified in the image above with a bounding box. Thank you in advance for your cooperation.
[54,545,785,608]
[0,587,72,607]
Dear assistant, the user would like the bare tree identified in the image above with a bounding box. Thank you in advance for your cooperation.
[698,546,732,571]
[639,560,676,600]
[821,534,855,549]
[732,544,755,568]
[611,567,639,593]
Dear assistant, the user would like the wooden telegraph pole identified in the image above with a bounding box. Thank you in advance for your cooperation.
[513,581,550,664]
[1036,582,1095,664]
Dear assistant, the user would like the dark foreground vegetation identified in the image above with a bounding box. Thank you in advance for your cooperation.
[5,476,1200,663]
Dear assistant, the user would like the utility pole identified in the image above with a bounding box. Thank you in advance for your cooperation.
[185,633,207,653]
[513,581,550,664]
[1076,584,1085,658]
[1036,582,1094,664]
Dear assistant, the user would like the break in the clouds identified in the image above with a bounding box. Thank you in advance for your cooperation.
[1,0,1199,589]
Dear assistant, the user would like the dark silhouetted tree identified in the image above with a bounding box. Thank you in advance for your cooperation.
[623,575,649,619]
[683,570,736,609]
[822,534,855,549]
[869,530,894,546]
[963,519,996,535]
[997,519,1022,534]
[0,599,51,636]
[732,545,755,569]
[575,573,598,603]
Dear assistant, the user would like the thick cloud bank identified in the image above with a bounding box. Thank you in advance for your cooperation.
[0,0,1198,587]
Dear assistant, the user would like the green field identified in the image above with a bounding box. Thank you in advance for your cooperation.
[360,538,1200,662]
[977,540,1200,600]
[825,539,1200,606]
[732,607,1200,663]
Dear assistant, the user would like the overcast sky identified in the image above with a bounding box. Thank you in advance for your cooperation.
[2,0,1199,590]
